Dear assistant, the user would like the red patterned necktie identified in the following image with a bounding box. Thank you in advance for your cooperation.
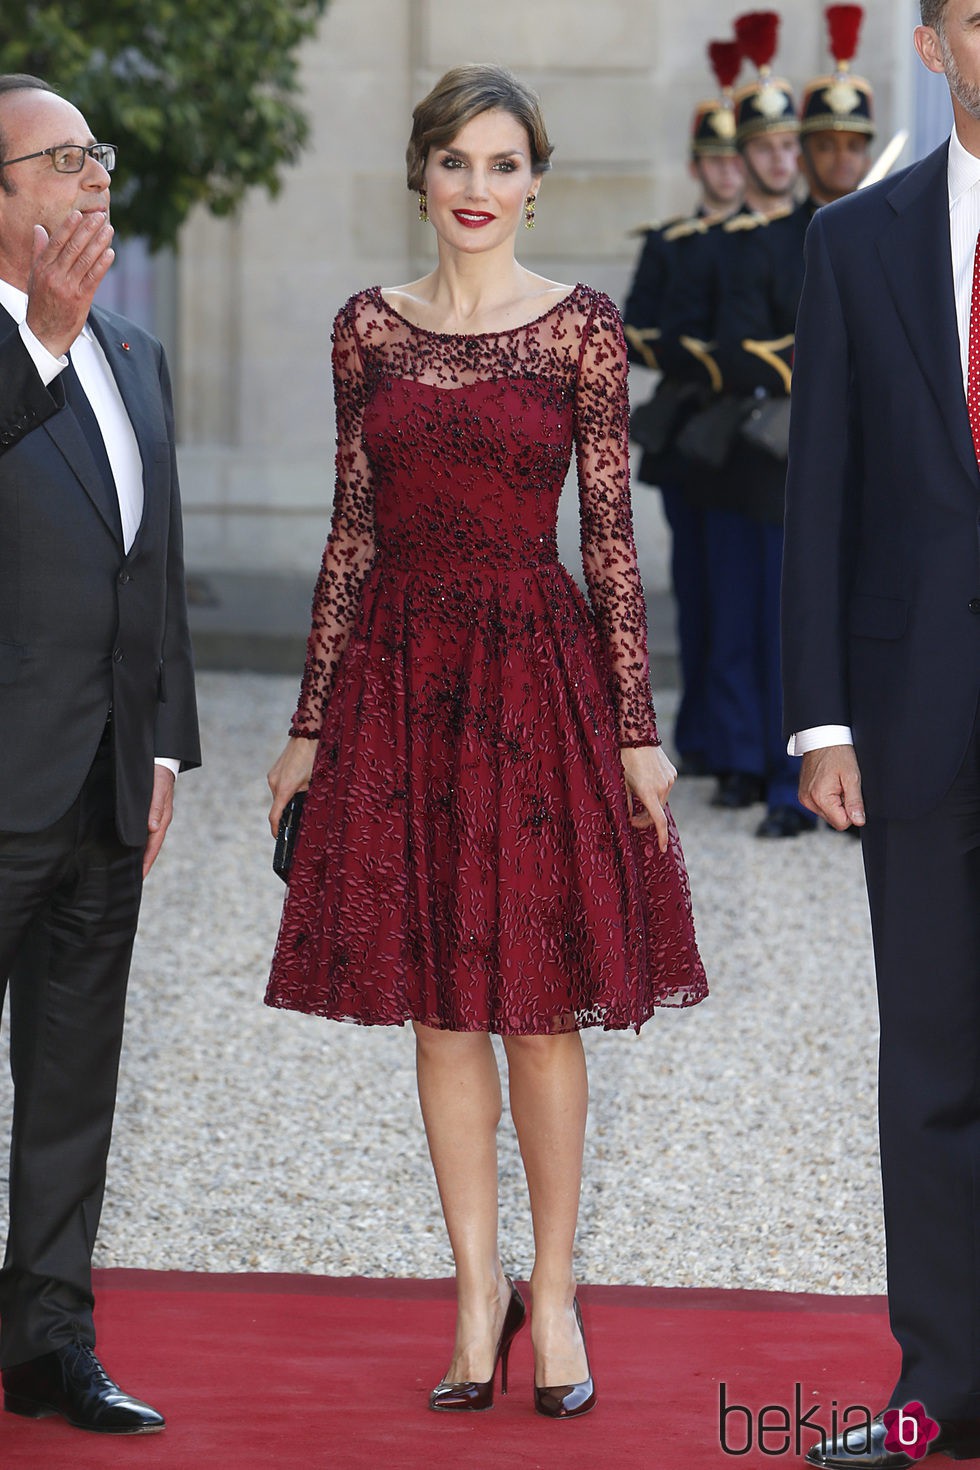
[968,233,980,465]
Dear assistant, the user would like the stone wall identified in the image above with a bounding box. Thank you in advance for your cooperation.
[174,0,919,575]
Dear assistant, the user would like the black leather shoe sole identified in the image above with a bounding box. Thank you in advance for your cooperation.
[3,1391,54,1419]
[756,807,817,839]
[4,1390,165,1434]
[711,775,766,810]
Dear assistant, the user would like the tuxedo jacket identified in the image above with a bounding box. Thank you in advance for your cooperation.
[0,303,200,846]
[782,140,980,819]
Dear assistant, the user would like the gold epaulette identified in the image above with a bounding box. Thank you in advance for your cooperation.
[723,211,769,234]
[627,214,686,239]
[624,324,661,371]
[663,216,710,243]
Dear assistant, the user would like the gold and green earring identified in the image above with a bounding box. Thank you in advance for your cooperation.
[418,190,428,223]
[524,194,536,229]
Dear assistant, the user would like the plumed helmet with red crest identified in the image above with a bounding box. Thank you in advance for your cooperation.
[691,40,743,158]
[732,11,799,144]
[800,5,875,138]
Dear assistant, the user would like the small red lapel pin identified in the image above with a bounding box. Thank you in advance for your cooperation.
[121,341,130,351]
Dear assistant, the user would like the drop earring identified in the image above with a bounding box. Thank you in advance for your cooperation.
[418,190,428,223]
[524,194,536,229]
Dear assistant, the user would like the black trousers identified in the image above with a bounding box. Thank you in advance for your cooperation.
[862,704,980,1418]
[0,737,142,1369]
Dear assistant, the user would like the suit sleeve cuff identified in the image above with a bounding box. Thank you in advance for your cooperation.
[154,757,180,780]
[787,725,854,757]
[18,320,67,387]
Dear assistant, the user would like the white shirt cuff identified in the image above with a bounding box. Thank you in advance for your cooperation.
[787,725,854,757]
[18,319,67,387]
[154,758,180,780]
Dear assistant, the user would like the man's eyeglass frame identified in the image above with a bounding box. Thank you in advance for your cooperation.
[1,143,117,174]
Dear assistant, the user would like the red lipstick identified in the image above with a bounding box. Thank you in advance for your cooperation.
[452,210,495,228]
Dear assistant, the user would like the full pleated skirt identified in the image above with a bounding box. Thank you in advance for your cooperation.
[266,558,707,1033]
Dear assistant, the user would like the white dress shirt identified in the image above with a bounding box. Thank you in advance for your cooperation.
[0,279,144,549]
[0,278,178,781]
[789,127,976,758]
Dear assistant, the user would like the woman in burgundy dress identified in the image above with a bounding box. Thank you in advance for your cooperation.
[266,63,706,1419]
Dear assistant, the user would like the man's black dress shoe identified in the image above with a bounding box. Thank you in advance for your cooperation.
[2,1342,165,1434]
[756,805,817,838]
[805,1413,980,1467]
[711,772,765,809]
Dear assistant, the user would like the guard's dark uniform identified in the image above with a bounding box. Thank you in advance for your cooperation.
[664,54,814,830]
[621,54,742,774]
[709,200,818,818]
[624,212,713,769]
[705,24,876,843]
[655,201,807,815]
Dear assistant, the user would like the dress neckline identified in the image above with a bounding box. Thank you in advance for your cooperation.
[371,282,585,340]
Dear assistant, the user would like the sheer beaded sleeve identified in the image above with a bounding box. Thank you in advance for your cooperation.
[574,294,660,747]
[290,299,377,738]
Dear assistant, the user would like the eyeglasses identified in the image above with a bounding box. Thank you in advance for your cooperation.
[1,143,117,174]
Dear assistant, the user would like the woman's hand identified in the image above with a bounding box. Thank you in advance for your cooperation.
[267,737,318,837]
[620,744,677,853]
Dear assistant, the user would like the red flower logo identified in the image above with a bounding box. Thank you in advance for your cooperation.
[882,1403,940,1460]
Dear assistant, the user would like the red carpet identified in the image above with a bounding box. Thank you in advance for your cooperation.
[0,1272,900,1470]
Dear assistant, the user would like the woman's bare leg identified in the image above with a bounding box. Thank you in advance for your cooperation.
[413,1021,512,1382]
[502,1031,590,1386]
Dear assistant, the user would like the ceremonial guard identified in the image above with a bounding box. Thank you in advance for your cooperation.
[622,40,744,776]
[714,3,874,836]
[658,11,802,824]
[798,5,875,208]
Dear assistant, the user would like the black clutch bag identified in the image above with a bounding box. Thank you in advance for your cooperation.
[739,395,791,460]
[273,791,306,883]
[629,379,701,455]
[676,394,752,469]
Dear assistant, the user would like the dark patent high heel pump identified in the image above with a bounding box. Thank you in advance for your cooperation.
[534,1298,597,1419]
[429,1277,527,1412]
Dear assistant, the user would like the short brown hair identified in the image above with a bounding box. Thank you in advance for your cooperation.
[919,0,949,27]
[406,64,553,191]
[0,75,57,195]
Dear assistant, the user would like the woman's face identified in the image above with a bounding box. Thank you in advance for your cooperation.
[423,107,537,252]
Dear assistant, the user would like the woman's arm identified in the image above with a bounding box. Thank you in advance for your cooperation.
[268,297,376,832]
[573,293,674,849]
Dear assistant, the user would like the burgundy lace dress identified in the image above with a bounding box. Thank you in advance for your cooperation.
[266,283,707,1033]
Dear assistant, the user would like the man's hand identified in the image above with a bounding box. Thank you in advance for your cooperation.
[799,744,866,830]
[25,212,115,358]
[620,744,677,853]
[267,737,317,837]
[143,765,176,878]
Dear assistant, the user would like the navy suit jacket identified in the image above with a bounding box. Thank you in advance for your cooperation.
[782,139,980,819]
[0,303,200,845]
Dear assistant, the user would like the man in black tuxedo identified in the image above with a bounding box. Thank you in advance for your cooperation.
[0,75,199,1435]
[783,4,980,1465]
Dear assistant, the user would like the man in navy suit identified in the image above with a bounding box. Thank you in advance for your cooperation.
[783,3,980,1464]
[0,75,199,1435]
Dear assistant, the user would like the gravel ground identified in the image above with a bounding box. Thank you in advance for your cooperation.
[0,672,883,1293]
